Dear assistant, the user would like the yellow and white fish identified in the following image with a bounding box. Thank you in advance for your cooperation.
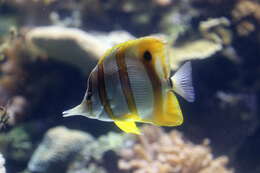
[63,36,195,134]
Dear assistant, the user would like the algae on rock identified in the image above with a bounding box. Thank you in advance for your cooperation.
[27,126,130,173]
[27,126,93,173]
[0,125,33,162]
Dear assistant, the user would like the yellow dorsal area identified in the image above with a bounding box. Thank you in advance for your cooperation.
[114,120,141,135]
[98,36,170,79]
[152,91,183,126]
[136,37,170,79]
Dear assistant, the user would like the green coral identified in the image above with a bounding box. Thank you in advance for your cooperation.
[0,125,32,161]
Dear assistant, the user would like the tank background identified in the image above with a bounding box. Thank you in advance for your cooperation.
[0,0,259,173]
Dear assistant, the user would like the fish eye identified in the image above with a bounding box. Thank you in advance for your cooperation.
[143,50,152,61]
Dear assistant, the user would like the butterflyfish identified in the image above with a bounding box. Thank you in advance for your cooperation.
[63,36,195,134]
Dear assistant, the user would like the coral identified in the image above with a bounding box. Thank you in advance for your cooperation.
[199,17,231,45]
[232,0,260,36]
[25,26,105,55]
[67,132,130,173]
[0,153,6,173]
[171,17,232,70]
[26,127,129,173]
[0,106,9,130]
[27,126,93,173]
[82,132,130,161]
[0,33,27,105]
[24,126,235,173]
[5,96,28,125]
[171,39,222,70]
[0,125,33,162]
[25,26,134,75]
[1,27,100,125]
[0,30,31,125]
[118,125,233,173]
[0,27,116,127]
[25,26,106,76]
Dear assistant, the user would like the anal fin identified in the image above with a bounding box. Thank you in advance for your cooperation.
[114,120,141,135]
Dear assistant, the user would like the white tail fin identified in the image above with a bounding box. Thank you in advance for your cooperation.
[63,103,86,117]
[170,61,195,102]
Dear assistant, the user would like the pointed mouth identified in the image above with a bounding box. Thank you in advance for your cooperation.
[62,110,72,117]
[62,104,83,117]
[62,102,93,118]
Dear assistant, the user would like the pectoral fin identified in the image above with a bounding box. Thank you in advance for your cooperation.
[114,120,141,135]
[152,91,183,126]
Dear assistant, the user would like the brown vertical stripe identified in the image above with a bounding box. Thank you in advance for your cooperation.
[86,75,93,114]
[142,60,163,120]
[86,99,92,115]
[116,49,138,115]
[97,61,115,119]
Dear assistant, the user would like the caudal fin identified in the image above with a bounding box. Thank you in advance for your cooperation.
[170,61,195,102]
